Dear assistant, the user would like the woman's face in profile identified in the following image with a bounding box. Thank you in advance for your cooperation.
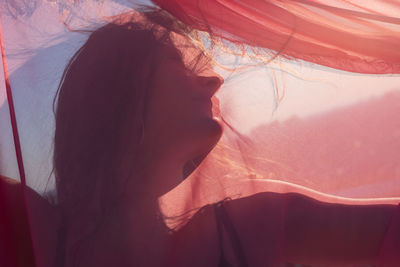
[144,43,224,160]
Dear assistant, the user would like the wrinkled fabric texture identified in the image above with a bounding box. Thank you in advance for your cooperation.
[155,0,400,74]
[1,0,400,266]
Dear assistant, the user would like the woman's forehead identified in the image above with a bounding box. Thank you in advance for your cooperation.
[162,35,214,74]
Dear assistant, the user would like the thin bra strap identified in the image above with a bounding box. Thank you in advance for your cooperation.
[214,201,248,267]
[214,202,227,265]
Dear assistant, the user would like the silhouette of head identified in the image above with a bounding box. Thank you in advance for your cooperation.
[53,9,223,220]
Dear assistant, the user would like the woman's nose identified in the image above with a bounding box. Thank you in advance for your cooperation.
[197,75,224,96]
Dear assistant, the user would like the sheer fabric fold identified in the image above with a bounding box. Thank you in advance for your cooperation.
[154,0,400,74]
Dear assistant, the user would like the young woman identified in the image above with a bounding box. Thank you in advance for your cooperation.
[52,9,399,267]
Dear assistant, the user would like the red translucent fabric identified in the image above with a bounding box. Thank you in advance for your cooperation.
[1,0,400,267]
[155,0,400,74]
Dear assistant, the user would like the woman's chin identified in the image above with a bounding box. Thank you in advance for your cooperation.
[201,116,223,140]
[197,118,223,152]
[180,117,222,154]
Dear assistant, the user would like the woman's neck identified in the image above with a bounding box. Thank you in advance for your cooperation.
[114,152,181,237]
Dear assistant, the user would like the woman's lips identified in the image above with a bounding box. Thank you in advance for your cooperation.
[211,96,221,118]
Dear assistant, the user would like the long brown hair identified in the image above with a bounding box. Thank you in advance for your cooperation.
[53,8,201,266]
